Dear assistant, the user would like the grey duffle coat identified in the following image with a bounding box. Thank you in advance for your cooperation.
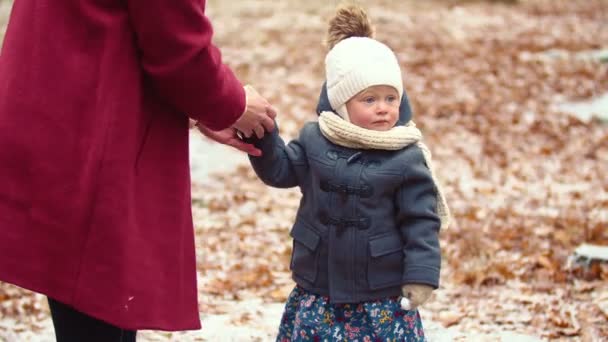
[248,86,441,303]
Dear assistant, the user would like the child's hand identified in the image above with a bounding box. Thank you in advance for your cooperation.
[400,284,433,310]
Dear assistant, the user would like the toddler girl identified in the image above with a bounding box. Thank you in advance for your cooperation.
[248,4,450,341]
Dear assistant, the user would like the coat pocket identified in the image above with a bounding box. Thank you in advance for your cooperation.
[367,235,404,290]
[290,220,321,283]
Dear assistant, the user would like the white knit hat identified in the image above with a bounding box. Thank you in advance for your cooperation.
[325,37,403,119]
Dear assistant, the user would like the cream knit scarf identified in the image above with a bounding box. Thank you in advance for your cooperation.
[318,111,451,230]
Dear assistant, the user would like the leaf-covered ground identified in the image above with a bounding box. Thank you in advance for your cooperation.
[1,0,608,340]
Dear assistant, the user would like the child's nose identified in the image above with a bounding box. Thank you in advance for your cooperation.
[376,101,389,114]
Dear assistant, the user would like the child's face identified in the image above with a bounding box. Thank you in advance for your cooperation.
[345,85,400,131]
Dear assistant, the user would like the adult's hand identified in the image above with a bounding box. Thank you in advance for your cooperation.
[232,85,276,139]
[196,123,262,157]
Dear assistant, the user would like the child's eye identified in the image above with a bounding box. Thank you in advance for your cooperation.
[363,97,376,104]
[386,96,397,103]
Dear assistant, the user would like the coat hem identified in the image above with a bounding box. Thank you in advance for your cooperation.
[0,274,201,331]
[294,278,403,305]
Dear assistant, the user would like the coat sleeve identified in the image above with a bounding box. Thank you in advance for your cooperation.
[126,0,245,130]
[395,146,442,288]
[247,123,311,189]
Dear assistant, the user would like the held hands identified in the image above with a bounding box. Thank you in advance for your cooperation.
[191,85,276,156]
[400,284,433,310]
[196,123,262,157]
[232,85,276,139]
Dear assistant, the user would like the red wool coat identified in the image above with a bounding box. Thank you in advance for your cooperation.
[0,0,245,330]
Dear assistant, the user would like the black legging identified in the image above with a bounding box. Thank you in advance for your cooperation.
[48,298,137,342]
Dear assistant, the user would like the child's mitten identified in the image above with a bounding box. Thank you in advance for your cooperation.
[400,284,433,310]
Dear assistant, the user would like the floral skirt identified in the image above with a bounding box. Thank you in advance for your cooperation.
[276,286,425,341]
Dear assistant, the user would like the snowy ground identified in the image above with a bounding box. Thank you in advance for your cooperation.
[555,92,608,123]
[188,130,249,182]
[0,297,541,342]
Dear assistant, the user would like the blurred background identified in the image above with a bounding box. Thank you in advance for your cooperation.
[1,0,607,341]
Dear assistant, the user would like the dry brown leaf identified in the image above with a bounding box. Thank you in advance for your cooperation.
[596,290,608,319]
[438,311,464,328]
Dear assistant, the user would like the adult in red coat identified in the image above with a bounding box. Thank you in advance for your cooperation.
[0,0,275,339]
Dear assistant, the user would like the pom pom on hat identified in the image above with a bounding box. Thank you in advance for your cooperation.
[324,5,403,118]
